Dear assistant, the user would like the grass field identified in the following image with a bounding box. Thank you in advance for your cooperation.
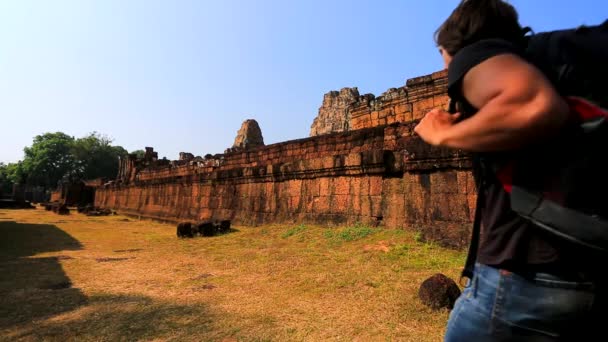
[0,208,465,341]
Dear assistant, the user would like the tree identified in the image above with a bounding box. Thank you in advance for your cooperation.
[71,132,128,180]
[5,162,27,185]
[9,131,129,190]
[21,132,76,189]
[0,163,12,196]
[130,149,146,159]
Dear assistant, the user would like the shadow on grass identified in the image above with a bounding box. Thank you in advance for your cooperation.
[0,221,219,341]
[8,294,215,341]
[0,221,86,330]
[213,227,240,237]
[0,221,82,260]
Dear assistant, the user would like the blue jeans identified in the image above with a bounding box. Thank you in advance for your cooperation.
[445,263,605,341]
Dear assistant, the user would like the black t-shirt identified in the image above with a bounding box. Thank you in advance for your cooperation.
[447,39,579,271]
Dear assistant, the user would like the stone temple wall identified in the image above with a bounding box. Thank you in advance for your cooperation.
[96,70,474,248]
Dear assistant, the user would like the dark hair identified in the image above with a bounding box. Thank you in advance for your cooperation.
[435,0,527,56]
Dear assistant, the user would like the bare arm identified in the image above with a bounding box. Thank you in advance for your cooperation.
[416,54,570,152]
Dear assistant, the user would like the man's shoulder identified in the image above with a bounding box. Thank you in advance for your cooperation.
[448,39,523,98]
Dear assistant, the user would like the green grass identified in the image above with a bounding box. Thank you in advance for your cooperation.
[281,224,307,239]
[324,222,376,242]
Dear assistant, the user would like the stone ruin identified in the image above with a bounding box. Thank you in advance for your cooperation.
[179,152,195,162]
[114,147,167,185]
[310,87,360,136]
[225,119,265,154]
[95,70,476,249]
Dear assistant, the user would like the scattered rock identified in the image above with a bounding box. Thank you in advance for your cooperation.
[56,204,70,215]
[198,284,216,290]
[418,273,461,310]
[95,257,134,263]
[44,202,71,215]
[177,221,195,238]
[78,204,113,216]
[177,220,232,238]
[114,249,143,253]
[198,220,231,237]
[197,221,215,237]
[218,220,231,234]
[193,273,213,280]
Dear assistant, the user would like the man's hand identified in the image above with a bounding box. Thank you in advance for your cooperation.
[414,108,461,146]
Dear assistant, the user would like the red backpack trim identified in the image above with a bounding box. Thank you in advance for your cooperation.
[495,96,608,195]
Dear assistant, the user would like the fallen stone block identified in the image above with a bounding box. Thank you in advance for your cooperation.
[418,273,461,310]
[177,221,195,238]
[217,220,231,234]
[57,204,70,215]
[197,220,215,237]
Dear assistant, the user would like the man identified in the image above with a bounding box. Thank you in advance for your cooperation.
[414,0,605,340]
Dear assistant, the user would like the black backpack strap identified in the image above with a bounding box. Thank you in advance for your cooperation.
[460,155,486,285]
[460,184,483,284]
[446,40,522,285]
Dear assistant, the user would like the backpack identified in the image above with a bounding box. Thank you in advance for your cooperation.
[501,97,608,252]
[525,20,608,109]
[504,20,608,252]
[457,20,608,281]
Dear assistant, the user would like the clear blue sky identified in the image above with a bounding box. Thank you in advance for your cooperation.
[1,1,605,163]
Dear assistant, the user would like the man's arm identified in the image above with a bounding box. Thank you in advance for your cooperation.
[415,54,570,152]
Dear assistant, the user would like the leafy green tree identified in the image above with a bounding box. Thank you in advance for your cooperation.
[9,131,128,190]
[0,163,12,195]
[21,132,76,189]
[130,149,146,159]
[4,162,27,185]
[71,132,127,180]
[0,162,28,197]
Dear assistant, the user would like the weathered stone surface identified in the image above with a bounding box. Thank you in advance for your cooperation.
[310,87,360,136]
[232,119,264,150]
[308,70,449,134]
[418,273,461,310]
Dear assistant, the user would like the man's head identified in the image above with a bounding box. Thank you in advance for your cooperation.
[435,0,525,63]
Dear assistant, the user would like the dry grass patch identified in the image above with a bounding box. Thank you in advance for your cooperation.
[0,208,465,341]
